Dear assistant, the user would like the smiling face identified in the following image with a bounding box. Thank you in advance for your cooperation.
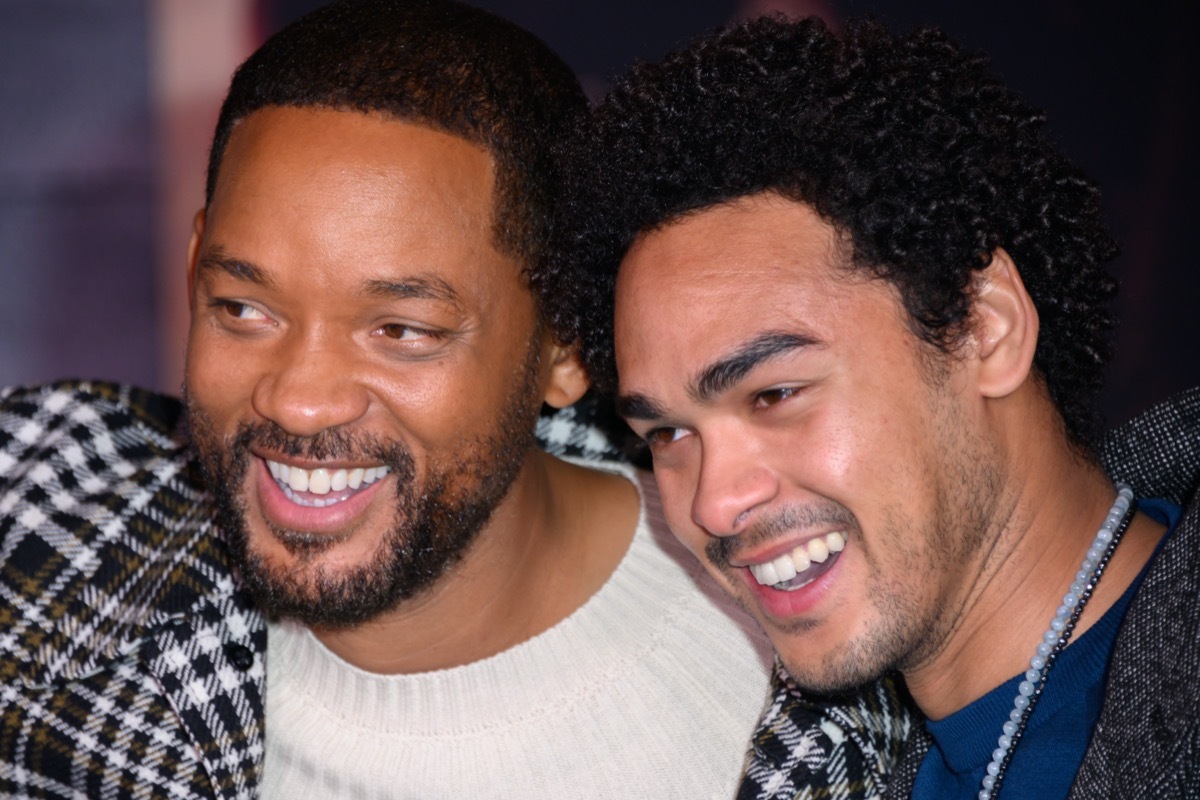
[614,194,1004,691]
[185,106,557,627]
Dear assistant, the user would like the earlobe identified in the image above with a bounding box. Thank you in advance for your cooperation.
[541,341,590,409]
[972,248,1039,399]
[186,209,207,307]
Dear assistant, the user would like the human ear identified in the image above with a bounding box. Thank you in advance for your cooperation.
[971,247,1039,398]
[185,209,206,308]
[541,340,590,409]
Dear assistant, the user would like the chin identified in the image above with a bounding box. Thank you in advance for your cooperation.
[771,623,896,695]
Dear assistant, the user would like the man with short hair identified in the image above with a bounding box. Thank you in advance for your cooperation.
[559,15,1199,800]
[0,3,790,797]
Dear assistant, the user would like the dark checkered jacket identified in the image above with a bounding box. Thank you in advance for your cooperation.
[6,381,1194,798]
[0,381,643,798]
[737,387,1200,800]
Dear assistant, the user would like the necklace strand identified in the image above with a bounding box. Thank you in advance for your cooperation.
[979,484,1135,800]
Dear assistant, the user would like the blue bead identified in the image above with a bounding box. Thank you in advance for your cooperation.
[1015,694,1030,710]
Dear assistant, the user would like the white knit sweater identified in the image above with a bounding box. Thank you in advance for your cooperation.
[262,463,773,799]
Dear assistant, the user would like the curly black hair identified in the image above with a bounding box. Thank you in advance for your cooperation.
[207,0,586,343]
[555,15,1118,449]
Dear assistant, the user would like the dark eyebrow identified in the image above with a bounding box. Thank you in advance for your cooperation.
[616,330,821,422]
[196,249,462,307]
[691,331,821,403]
[615,392,670,422]
[362,276,463,306]
[195,248,272,287]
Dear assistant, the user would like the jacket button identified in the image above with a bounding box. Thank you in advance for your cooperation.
[225,643,255,671]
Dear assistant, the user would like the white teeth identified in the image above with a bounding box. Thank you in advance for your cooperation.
[756,560,780,586]
[773,554,797,583]
[748,531,848,588]
[808,537,830,564]
[289,469,309,493]
[789,543,811,573]
[266,460,390,497]
[307,468,330,495]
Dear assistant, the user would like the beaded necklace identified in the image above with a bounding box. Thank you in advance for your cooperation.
[979,484,1135,800]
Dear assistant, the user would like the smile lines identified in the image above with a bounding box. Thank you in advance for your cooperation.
[748,531,846,591]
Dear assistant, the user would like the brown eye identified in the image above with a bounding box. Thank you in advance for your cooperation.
[216,301,266,321]
[755,387,797,408]
[645,427,687,446]
[377,324,428,341]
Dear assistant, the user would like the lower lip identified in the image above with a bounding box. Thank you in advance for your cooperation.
[740,552,842,620]
[253,459,388,534]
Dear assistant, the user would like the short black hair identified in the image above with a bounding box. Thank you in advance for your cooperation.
[558,15,1118,448]
[207,0,586,343]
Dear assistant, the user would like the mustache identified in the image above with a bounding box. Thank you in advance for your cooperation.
[707,500,858,567]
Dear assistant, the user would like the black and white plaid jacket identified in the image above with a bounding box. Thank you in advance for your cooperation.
[0,381,646,798]
[10,380,1190,798]
[3,382,907,799]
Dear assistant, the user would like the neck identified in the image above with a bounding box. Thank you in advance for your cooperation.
[904,445,1164,721]
[310,452,640,674]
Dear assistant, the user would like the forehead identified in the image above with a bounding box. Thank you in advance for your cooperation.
[208,105,498,252]
[615,195,866,352]
[202,106,529,299]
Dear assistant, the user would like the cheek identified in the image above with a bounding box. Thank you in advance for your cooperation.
[185,335,256,416]
[652,470,705,554]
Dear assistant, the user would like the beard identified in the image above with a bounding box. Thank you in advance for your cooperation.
[186,343,544,629]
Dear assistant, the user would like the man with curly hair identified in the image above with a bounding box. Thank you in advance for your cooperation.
[558,14,1200,800]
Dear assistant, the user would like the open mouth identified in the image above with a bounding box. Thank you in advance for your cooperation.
[266,459,391,508]
[747,531,846,591]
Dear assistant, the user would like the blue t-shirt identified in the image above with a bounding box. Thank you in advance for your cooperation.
[912,498,1181,800]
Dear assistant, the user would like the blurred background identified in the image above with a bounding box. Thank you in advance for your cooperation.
[1,0,1195,428]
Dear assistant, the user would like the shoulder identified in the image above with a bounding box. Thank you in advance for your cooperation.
[1,380,188,471]
[1103,385,1200,504]
[0,380,234,685]
[1077,492,1200,795]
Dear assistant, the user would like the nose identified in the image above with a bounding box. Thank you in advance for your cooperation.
[251,334,369,438]
[690,431,778,537]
